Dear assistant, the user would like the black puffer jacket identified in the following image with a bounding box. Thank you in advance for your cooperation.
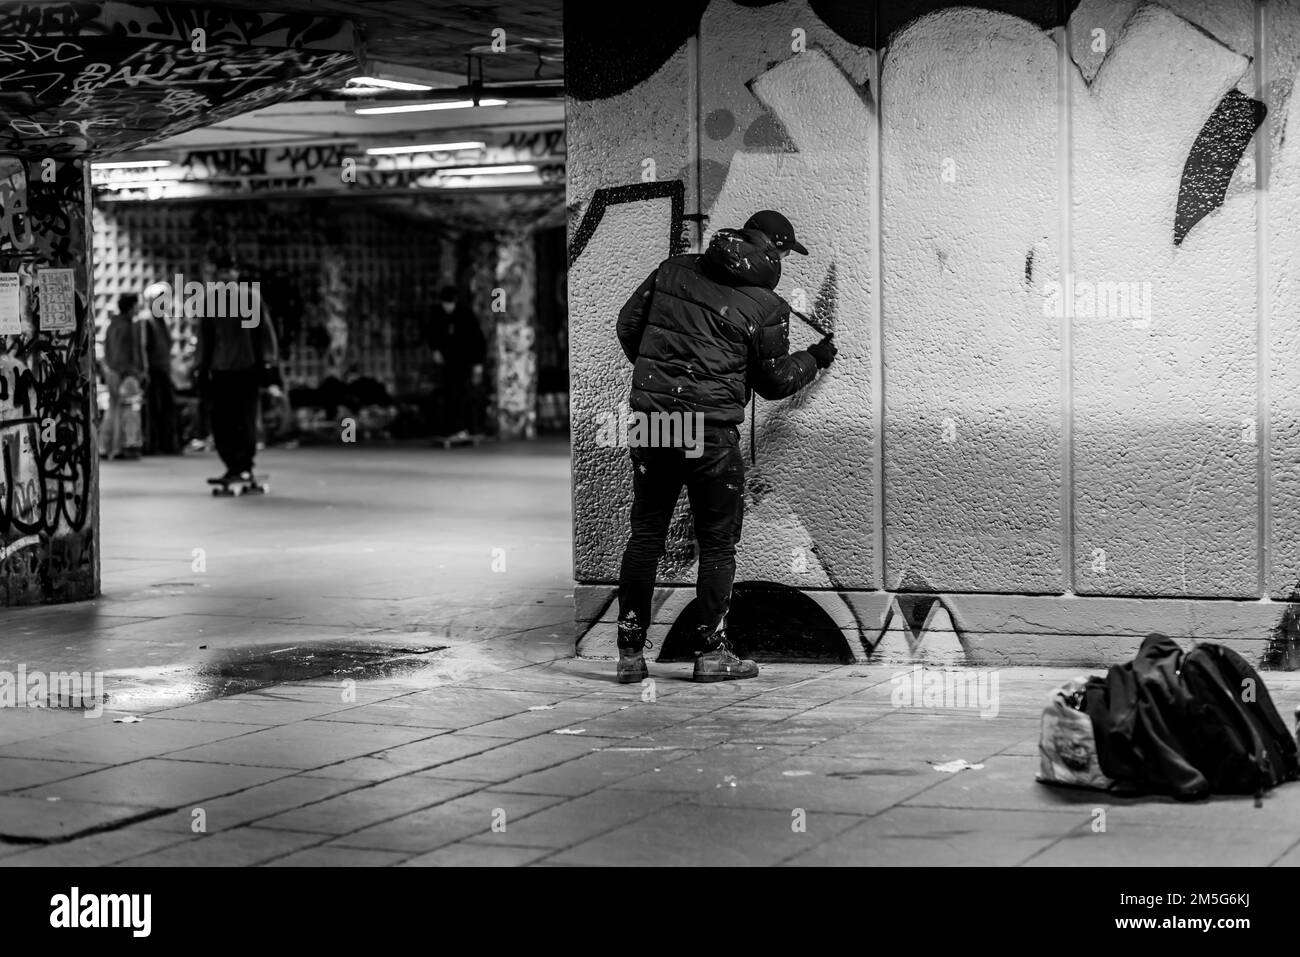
[616,228,819,428]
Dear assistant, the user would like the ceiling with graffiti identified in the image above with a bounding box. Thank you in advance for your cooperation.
[159,0,565,83]
[0,2,361,155]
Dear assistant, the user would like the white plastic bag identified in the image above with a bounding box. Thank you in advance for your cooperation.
[1037,677,1114,790]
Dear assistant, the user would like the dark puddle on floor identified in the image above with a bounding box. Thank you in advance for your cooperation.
[103,640,448,710]
[195,642,447,696]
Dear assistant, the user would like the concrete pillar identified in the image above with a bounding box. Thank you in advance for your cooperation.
[494,229,538,441]
[566,0,1300,664]
[0,157,97,605]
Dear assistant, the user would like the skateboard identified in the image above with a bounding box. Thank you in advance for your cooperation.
[207,473,269,496]
[431,433,486,449]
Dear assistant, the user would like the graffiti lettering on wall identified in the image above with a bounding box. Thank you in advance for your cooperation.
[0,156,93,604]
[173,153,436,193]
[2,1,351,50]
[502,129,566,159]
[136,138,570,200]
[3,2,94,36]
[183,149,270,178]
[278,145,349,173]
[245,176,316,194]
[180,146,352,178]
[0,358,91,538]
[0,42,355,153]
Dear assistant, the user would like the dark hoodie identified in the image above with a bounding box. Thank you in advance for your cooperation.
[616,227,819,428]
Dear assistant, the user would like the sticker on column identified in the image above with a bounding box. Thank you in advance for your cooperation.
[38,268,76,333]
[0,157,32,251]
[0,272,21,335]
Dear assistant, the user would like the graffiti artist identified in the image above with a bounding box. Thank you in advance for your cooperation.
[614,209,837,684]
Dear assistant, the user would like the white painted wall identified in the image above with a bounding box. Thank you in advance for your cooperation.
[568,0,1300,655]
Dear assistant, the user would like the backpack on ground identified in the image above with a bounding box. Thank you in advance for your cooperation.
[1179,641,1300,798]
[1038,633,1299,802]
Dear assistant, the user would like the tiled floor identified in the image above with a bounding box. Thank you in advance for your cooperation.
[3,442,1300,866]
[5,653,1300,866]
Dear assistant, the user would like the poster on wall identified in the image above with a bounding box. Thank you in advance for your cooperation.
[38,268,76,333]
[0,272,21,335]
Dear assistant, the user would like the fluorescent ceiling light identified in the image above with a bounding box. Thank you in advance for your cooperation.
[366,141,484,155]
[438,164,537,177]
[347,76,433,91]
[99,180,171,189]
[92,160,171,169]
[355,99,507,116]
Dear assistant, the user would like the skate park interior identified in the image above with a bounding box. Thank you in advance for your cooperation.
[5,0,1300,675]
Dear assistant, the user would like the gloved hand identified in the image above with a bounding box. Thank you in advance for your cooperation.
[807,335,837,369]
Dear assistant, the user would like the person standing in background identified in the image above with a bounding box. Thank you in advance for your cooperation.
[141,280,179,455]
[100,292,146,461]
[425,284,487,439]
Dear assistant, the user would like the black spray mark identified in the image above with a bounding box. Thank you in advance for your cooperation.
[564,0,710,101]
[1175,88,1265,246]
[567,180,686,266]
[658,580,853,662]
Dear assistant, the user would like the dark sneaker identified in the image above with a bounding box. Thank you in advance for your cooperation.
[616,616,652,684]
[693,630,758,683]
[617,648,649,684]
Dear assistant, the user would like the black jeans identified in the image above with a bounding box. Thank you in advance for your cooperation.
[618,424,744,640]
[144,369,178,455]
[435,371,484,435]
[209,369,259,475]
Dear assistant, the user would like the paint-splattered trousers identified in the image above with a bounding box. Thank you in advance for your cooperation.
[618,425,744,640]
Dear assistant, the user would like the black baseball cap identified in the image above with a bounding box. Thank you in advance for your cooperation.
[744,210,807,255]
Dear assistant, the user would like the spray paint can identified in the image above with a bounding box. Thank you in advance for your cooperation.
[789,307,831,338]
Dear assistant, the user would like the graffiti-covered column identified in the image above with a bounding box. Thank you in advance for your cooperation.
[495,229,538,440]
[0,156,97,605]
[465,234,498,432]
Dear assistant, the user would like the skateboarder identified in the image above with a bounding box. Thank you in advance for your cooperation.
[613,210,836,684]
[194,257,279,488]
